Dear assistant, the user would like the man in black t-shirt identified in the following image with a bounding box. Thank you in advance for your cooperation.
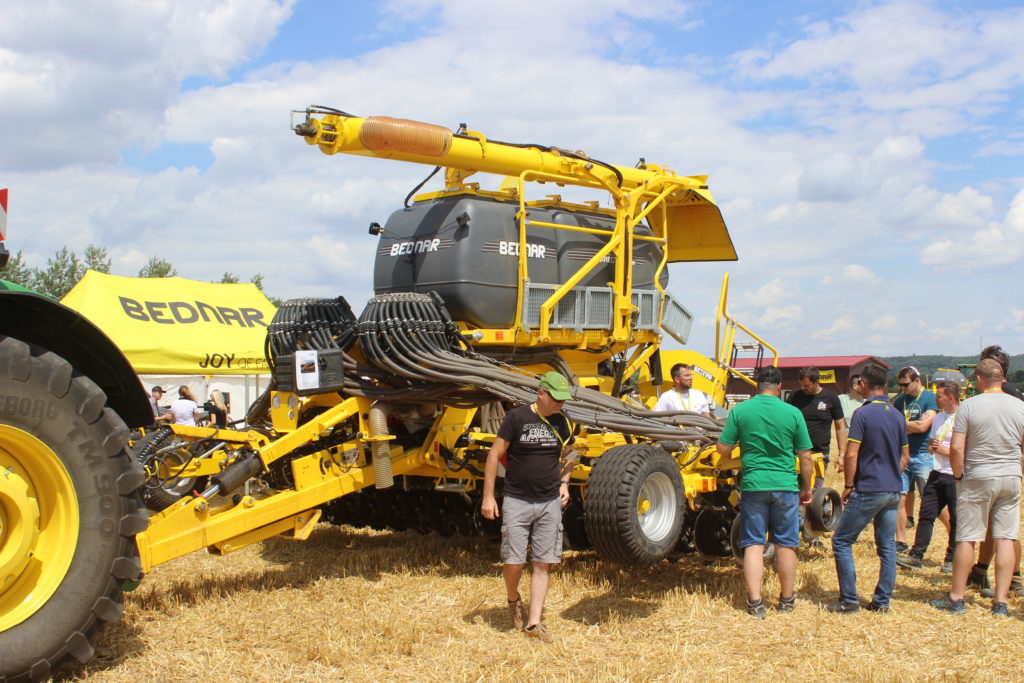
[786,366,847,484]
[482,371,574,643]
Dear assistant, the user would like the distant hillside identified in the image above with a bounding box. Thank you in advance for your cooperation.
[880,354,1024,383]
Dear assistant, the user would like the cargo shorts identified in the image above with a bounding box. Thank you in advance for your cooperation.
[500,496,563,564]
[955,476,1022,542]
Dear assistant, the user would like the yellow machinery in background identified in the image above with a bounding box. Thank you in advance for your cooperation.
[0,106,837,679]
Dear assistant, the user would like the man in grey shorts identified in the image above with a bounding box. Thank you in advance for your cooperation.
[481,371,575,642]
[931,359,1024,616]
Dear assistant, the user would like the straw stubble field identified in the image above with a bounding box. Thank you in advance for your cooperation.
[68,471,1024,682]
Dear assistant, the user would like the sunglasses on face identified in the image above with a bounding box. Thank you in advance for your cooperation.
[898,382,912,387]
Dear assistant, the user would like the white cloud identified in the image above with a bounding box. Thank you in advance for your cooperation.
[812,314,856,341]
[0,0,295,171]
[821,264,876,286]
[921,187,1024,266]
[872,314,899,331]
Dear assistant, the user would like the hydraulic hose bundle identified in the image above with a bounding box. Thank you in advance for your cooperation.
[355,292,721,443]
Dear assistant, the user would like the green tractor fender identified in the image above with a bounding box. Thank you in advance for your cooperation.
[0,285,151,429]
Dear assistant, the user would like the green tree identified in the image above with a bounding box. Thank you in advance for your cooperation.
[139,256,177,278]
[0,250,34,288]
[31,246,83,300]
[83,244,112,273]
[217,272,240,284]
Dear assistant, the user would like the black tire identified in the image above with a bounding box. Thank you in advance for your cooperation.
[807,487,843,533]
[693,509,732,557]
[730,512,777,565]
[133,427,204,511]
[584,444,685,564]
[0,336,147,681]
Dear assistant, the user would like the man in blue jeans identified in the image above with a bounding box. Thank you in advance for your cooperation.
[828,365,909,613]
[716,365,813,618]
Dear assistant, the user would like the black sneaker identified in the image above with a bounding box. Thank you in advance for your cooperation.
[906,516,915,529]
[896,554,923,570]
[992,601,1010,618]
[778,593,797,613]
[825,599,860,614]
[967,565,991,591]
[895,542,909,554]
[746,598,767,619]
[864,601,890,613]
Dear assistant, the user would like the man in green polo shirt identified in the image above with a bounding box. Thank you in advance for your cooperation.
[716,365,813,618]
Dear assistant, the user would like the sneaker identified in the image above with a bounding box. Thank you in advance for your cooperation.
[895,542,909,554]
[896,554,923,570]
[1011,577,1024,598]
[864,601,890,613]
[778,593,797,613]
[981,587,996,599]
[992,601,1009,618]
[806,538,825,551]
[906,516,915,529]
[508,598,526,631]
[524,623,554,643]
[746,598,767,619]
[824,599,860,614]
[930,594,966,614]
[941,560,953,574]
[967,565,991,591]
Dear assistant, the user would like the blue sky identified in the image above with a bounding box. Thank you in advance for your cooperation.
[2,0,1023,357]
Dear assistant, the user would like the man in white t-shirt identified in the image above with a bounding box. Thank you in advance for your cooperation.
[654,363,710,416]
[897,380,959,572]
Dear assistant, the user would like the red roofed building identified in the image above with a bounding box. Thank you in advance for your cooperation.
[728,355,890,401]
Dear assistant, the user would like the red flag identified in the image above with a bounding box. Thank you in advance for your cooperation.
[0,188,7,240]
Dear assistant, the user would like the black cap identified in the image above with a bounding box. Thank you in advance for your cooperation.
[151,386,164,393]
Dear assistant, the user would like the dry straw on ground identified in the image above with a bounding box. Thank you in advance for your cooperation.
[64,470,1024,682]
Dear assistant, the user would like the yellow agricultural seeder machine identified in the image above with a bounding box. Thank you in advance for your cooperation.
[0,106,838,679]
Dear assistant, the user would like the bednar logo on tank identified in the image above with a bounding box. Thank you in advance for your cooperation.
[481,241,551,258]
[692,365,715,382]
[118,296,269,327]
[379,238,455,256]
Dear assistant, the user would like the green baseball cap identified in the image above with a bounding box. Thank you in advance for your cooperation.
[539,371,572,401]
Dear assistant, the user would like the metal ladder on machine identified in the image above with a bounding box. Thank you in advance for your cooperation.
[714,273,779,407]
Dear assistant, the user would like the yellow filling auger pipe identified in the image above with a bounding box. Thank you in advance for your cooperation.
[292,106,737,263]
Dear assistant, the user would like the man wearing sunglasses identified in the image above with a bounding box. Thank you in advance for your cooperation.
[892,366,938,553]
[482,371,576,642]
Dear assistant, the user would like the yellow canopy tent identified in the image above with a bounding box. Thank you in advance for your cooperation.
[61,271,276,375]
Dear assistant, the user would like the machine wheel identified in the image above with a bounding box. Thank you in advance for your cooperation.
[0,337,147,680]
[133,427,204,511]
[806,487,843,533]
[729,512,776,565]
[693,509,732,557]
[584,444,685,565]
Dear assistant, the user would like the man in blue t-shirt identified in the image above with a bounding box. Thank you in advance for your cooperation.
[892,366,937,552]
[827,365,909,613]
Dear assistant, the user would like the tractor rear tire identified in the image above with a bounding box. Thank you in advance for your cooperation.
[584,444,685,565]
[0,337,147,681]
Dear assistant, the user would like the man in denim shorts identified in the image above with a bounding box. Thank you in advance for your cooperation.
[892,366,938,551]
[828,365,908,613]
[481,371,575,642]
[716,365,813,618]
